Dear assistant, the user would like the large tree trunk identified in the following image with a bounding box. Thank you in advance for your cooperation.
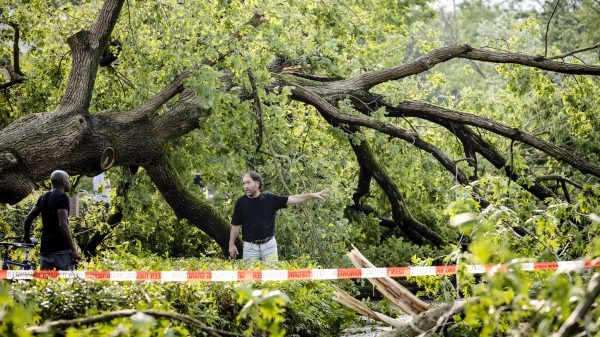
[0,89,208,204]
[144,156,240,257]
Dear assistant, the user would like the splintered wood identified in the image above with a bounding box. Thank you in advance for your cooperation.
[333,286,406,328]
[347,246,429,315]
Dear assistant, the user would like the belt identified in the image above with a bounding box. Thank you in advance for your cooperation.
[246,236,274,245]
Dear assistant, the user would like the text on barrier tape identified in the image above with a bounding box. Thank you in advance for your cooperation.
[0,259,598,282]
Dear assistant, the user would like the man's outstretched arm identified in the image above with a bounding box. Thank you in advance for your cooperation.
[287,189,329,205]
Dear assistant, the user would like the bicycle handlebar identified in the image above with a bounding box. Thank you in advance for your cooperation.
[0,240,38,248]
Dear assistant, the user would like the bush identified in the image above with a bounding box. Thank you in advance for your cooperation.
[7,251,357,336]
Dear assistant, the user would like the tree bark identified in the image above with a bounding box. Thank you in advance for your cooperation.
[58,0,125,114]
[0,89,209,204]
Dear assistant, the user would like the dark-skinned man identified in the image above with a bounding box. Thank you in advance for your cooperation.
[23,170,81,270]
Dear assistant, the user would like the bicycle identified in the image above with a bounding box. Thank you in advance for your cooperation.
[1,236,38,270]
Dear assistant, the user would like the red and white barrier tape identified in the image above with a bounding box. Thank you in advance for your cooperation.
[1,260,598,282]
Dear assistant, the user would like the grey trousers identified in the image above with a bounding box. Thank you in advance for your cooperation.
[243,238,278,261]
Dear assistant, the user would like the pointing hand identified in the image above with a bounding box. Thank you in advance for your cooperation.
[314,189,329,201]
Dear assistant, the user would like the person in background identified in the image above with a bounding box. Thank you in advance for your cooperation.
[229,171,328,261]
[92,172,111,206]
[23,170,80,270]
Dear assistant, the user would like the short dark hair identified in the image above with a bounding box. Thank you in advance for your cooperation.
[244,171,263,190]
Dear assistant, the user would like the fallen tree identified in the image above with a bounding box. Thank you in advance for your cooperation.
[335,246,473,336]
[336,248,600,337]
[1,0,599,253]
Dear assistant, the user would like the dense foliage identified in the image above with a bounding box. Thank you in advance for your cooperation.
[1,253,355,336]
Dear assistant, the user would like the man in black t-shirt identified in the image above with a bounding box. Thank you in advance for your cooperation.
[229,171,329,261]
[23,170,81,270]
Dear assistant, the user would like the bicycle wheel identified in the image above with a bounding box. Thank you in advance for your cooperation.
[21,259,37,270]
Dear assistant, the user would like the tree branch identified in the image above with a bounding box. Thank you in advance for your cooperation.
[90,0,126,48]
[535,175,583,189]
[136,73,190,116]
[377,299,475,337]
[308,42,600,96]
[26,309,243,337]
[347,44,472,90]
[58,0,125,113]
[144,155,238,257]
[284,54,600,178]
[555,272,600,337]
[8,22,24,76]
[454,127,479,180]
[385,104,560,201]
[560,180,571,203]
[348,134,446,245]
[544,0,561,58]
[536,175,584,203]
[548,42,600,60]
[461,47,600,75]
[352,167,373,207]
[247,69,264,153]
[281,74,558,202]
[389,100,600,177]
[350,135,425,244]
[0,23,26,90]
[0,76,25,91]
[347,168,435,240]
[339,92,555,202]
[292,83,446,245]
[286,81,470,185]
